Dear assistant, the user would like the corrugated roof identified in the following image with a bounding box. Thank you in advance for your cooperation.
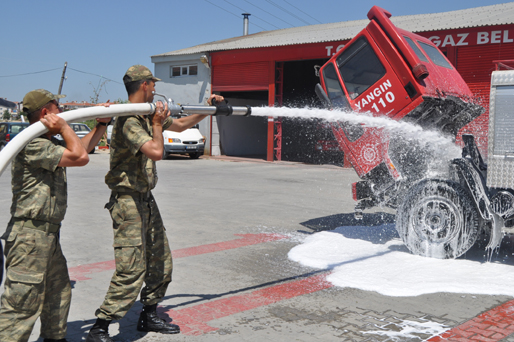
[154,2,514,57]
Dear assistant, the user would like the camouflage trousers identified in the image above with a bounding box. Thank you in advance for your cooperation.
[95,191,173,321]
[0,220,71,342]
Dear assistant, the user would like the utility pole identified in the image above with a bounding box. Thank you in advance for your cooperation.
[58,61,67,95]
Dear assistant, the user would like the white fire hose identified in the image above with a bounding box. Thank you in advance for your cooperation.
[0,90,254,177]
[0,103,156,176]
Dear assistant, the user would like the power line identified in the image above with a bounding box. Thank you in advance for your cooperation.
[242,0,295,28]
[0,66,121,85]
[203,0,267,31]
[223,0,280,30]
[264,0,312,25]
[282,0,322,24]
[68,68,122,84]
[0,67,61,78]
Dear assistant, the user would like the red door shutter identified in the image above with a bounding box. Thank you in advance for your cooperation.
[212,61,270,92]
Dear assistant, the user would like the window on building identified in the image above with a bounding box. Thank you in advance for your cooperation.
[170,65,199,77]
[172,67,181,77]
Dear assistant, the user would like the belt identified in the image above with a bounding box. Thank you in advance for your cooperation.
[114,190,152,202]
[14,218,61,233]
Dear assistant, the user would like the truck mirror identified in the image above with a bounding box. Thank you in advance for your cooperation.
[315,83,332,109]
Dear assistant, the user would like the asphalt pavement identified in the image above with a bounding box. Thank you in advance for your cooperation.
[0,151,512,342]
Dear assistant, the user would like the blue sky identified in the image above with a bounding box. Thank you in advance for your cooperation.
[0,0,508,103]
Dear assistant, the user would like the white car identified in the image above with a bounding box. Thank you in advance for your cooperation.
[55,123,98,154]
[162,125,205,159]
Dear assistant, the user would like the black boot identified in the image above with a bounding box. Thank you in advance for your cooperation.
[85,318,113,342]
[137,304,180,334]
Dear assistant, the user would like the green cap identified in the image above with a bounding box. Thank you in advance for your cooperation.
[123,65,161,84]
[22,89,66,113]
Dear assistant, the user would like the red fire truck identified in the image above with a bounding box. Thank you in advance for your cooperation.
[315,6,494,259]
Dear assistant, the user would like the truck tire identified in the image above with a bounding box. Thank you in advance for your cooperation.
[396,179,479,259]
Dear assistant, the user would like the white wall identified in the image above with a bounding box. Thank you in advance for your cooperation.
[151,53,220,155]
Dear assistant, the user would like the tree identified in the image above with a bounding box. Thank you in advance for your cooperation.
[89,78,110,104]
[2,110,10,121]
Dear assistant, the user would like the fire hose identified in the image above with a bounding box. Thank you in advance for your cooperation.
[0,93,252,176]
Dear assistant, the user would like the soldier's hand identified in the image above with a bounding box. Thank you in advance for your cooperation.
[41,113,68,136]
[153,101,169,126]
[207,94,224,105]
[95,102,111,107]
[96,117,112,124]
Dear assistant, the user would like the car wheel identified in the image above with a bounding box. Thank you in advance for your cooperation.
[396,179,479,259]
[189,152,201,159]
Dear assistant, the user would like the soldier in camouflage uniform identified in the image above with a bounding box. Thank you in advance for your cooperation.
[86,65,223,342]
[0,89,110,342]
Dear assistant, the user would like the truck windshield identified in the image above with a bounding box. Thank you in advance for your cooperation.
[336,36,386,99]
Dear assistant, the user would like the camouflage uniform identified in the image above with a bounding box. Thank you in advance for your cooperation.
[0,136,70,342]
[95,113,174,321]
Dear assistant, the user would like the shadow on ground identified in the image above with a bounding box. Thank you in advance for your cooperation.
[300,212,396,232]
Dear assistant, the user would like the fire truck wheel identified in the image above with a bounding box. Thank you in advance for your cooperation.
[396,179,479,259]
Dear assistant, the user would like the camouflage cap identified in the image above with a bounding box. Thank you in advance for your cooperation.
[123,65,161,84]
[23,89,66,113]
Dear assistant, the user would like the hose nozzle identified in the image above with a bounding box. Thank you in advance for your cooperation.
[152,92,183,115]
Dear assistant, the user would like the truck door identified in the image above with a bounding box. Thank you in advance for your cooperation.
[320,32,411,177]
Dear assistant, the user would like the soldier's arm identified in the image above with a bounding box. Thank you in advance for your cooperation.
[79,118,111,153]
[139,104,168,161]
[164,94,223,133]
[42,113,89,167]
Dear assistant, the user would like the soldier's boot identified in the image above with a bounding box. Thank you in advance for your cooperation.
[85,318,113,342]
[43,339,68,342]
[137,304,180,334]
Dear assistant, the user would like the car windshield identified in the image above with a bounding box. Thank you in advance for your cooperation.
[72,124,90,132]
[10,124,28,134]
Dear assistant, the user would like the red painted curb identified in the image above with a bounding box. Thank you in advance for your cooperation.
[68,233,287,281]
[164,273,333,335]
[429,299,514,341]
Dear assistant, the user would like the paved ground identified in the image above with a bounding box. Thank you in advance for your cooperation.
[0,151,512,341]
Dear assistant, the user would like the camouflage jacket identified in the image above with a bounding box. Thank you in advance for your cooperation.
[10,136,67,224]
[105,114,173,193]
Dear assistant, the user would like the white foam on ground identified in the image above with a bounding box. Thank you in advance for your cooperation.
[363,319,449,340]
[288,225,514,297]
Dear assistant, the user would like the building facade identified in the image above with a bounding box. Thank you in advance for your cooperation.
[151,3,514,165]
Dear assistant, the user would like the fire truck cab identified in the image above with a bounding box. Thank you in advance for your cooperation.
[316,6,482,212]
[315,6,489,259]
